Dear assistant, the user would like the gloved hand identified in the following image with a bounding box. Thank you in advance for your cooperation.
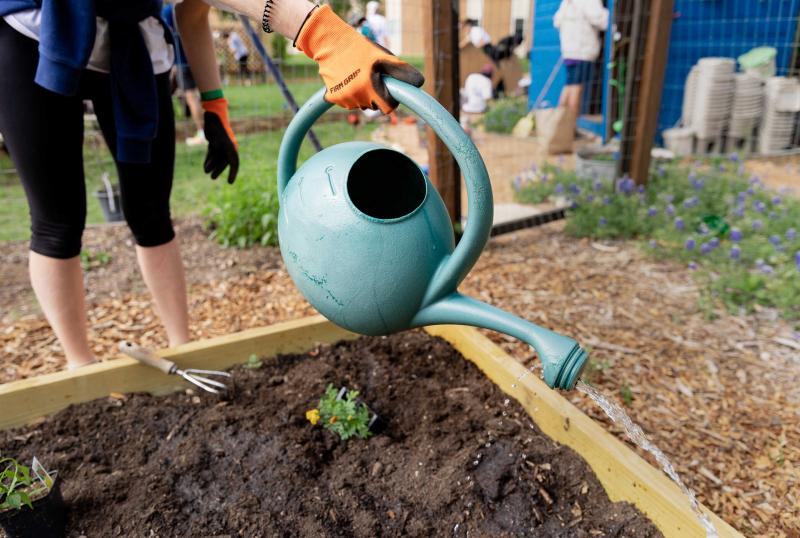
[201,97,239,184]
[296,5,425,113]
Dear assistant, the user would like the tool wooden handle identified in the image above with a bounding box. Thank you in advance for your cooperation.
[119,342,176,374]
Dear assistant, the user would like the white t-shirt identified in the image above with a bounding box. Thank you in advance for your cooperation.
[366,13,388,48]
[462,73,493,113]
[227,32,249,60]
[3,9,174,75]
[469,26,491,48]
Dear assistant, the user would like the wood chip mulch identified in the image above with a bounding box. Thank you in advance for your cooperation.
[1,220,798,537]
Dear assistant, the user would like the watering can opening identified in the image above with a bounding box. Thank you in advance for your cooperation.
[347,149,427,221]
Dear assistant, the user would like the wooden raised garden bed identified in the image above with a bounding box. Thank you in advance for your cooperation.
[0,316,740,537]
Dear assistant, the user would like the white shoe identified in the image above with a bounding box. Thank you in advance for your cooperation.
[186,130,206,146]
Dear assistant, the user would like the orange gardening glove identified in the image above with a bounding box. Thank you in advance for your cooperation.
[201,97,239,184]
[296,5,425,113]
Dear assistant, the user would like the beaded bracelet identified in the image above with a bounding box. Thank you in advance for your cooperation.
[261,0,275,33]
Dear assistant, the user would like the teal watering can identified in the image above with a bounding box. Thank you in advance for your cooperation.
[277,77,588,390]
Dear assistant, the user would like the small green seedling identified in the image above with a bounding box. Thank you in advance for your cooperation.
[620,384,634,407]
[80,250,112,271]
[242,354,263,369]
[306,384,372,441]
[0,457,48,511]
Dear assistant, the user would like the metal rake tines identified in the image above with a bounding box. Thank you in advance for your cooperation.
[177,368,233,395]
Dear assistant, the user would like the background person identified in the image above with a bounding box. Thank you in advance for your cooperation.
[365,1,389,50]
[460,18,492,55]
[554,0,609,119]
[163,0,206,146]
[460,63,495,132]
[225,30,250,82]
[0,0,422,370]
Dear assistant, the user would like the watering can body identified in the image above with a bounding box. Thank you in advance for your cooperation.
[277,78,588,390]
[278,140,453,335]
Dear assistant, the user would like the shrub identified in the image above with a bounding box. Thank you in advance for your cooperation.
[482,97,529,134]
[513,156,800,320]
[204,177,280,248]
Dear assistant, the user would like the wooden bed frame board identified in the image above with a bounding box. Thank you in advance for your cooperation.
[0,316,740,537]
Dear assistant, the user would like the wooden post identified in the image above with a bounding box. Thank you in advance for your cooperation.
[627,0,674,184]
[424,0,461,225]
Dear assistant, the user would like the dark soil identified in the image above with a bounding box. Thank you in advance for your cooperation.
[0,331,662,537]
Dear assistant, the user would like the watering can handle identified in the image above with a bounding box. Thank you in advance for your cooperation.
[277,76,493,302]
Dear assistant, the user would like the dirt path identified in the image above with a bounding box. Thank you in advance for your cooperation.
[0,221,798,536]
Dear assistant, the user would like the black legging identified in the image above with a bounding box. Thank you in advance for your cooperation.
[0,19,176,259]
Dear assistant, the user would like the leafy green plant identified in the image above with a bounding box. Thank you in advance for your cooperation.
[0,458,46,511]
[204,177,280,248]
[306,384,372,440]
[80,250,112,271]
[242,354,263,370]
[482,97,529,134]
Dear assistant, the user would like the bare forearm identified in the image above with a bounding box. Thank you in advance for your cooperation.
[207,0,316,39]
[175,0,223,92]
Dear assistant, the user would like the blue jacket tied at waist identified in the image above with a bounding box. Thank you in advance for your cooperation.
[0,0,169,163]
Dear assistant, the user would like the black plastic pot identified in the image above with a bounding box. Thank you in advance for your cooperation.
[336,387,386,434]
[0,479,66,538]
[94,186,124,223]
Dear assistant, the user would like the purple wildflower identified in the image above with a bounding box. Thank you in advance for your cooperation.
[688,262,698,270]
[709,237,720,248]
[730,228,743,242]
[599,217,607,226]
[683,197,698,209]
[569,184,581,195]
[665,204,675,216]
[555,184,564,194]
[772,196,782,205]
[691,177,705,190]
[749,176,760,185]
[734,204,745,218]
[648,240,657,249]
[786,228,797,241]
[700,242,712,255]
[759,264,774,275]
[603,196,612,205]
[675,217,685,231]
[647,206,658,217]
[688,170,697,181]
[637,184,646,194]
[795,251,800,271]
[736,192,748,204]
[617,176,636,195]
[685,237,696,250]
[752,220,763,231]
[729,153,740,162]
[587,194,595,202]
[754,200,766,213]
[746,187,756,196]
[593,180,604,191]
[729,246,741,260]
[769,235,781,247]
[541,173,549,183]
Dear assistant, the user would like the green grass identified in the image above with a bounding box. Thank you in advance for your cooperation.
[0,122,375,243]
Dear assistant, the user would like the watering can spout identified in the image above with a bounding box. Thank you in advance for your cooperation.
[412,294,588,390]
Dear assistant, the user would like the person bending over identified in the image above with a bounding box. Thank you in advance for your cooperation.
[0,0,422,370]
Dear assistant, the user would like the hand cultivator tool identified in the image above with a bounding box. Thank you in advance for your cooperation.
[119,342,233,395]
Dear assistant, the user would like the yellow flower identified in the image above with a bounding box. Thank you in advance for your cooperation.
[306,409,320,426]
[329,416,338,424]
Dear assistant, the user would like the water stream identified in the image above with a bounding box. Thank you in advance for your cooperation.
[576,381,719,538]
